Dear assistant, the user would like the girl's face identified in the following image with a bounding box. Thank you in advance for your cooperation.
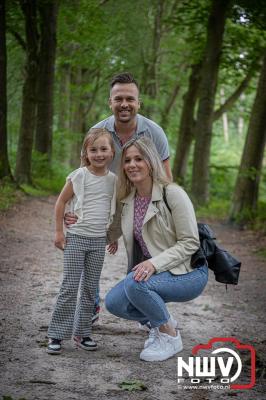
[123,145,151,185]
[86,135,114,174]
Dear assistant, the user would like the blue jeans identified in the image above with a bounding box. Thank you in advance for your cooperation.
[105,265,208,328]
[94,287,100,309]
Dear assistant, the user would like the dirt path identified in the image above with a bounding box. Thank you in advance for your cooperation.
[0,196,265,400]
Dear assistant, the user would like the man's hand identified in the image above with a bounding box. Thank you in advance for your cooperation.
[55,231,66,250]
[64,212,78,228]
[132,260,156,282]
[107,241,118,255]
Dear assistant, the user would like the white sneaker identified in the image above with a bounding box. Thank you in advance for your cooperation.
[138,322,152,332]
[168,314,178,330]
[144,328,159,348]
[140,330,183,362]
[144,314,178,349]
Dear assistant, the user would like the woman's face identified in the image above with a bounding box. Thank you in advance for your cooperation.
[123,145,151,185]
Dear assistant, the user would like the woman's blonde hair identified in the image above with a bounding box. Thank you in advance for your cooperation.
[118,137,171,200]
[80,128,115,167]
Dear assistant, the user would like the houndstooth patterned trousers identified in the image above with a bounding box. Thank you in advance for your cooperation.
[48,233,106,339]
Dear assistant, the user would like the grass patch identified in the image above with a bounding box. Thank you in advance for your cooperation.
[230,201,266,233]
[20,184,50,197]
[254,248,266,259]
[196,198,266,234]
[196,199,230,221]
[0,158,69,211]
[31,151,70,194]
[249,202,266,234]
[0,179,25,211]
[118,380,147,392]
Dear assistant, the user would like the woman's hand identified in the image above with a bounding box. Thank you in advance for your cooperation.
[132,260,156,282]
[107,241,118,255]
[55,231,66,250]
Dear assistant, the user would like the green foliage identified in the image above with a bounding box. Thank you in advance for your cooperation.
[209,125,244,200]
[36,339,49,348]
[19,184,48,197]
[2,396,27,400]
[233,201,266,232]
[0,178,24,211]
[196,199,230,221]
[118,379,148,392]
[31,151,69,194]
[4,0,266,226]
[254,248,266,260]
[13,151,70,198]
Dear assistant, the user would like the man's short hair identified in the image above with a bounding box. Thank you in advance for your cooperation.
[110,72,139,90]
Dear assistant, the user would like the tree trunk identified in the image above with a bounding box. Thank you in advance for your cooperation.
[0,0,12,180]
[238,116,244,136]
[237,93,245,136]
[220,87,229,142]
[141,0,165,117]
[15,0,39,184]
[160,78,181,129]
[172,62,201,185]
[34,0,58,160]
[146,0,164,98]
[191,0,230,205]
[212,65,254,122]
[69,68,87,168]
[230,51,266,223]
[58,64,71,132]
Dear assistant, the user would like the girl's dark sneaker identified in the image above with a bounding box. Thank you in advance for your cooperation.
[47,338,62,355]
[78,337,97,351]
[92,306,100,324]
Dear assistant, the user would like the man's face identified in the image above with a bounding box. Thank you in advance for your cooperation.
[109,83,140,124]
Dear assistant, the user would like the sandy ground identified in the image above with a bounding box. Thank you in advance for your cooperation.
[0,196,265,400]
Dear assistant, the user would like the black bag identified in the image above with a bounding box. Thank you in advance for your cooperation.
[191,223,241,285]
[162,187,241,285]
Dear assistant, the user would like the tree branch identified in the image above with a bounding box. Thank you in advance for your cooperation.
[213,66,255,121]
[7,27,26,51]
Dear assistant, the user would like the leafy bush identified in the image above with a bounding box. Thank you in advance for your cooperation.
[0,178,24,211]
[31,151,71,194]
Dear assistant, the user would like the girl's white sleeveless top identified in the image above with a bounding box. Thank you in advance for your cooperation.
[66,167,116,237]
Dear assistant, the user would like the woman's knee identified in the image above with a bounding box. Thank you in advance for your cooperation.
[105,283,128,317]
[124,272,141,295]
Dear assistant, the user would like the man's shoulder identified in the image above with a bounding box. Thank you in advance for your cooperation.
[137,114,165,135]
[92,115,114,130]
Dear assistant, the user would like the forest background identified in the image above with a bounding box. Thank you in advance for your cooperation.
[0,0,266,231]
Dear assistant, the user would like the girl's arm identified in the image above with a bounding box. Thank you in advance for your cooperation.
[54,181,74,250]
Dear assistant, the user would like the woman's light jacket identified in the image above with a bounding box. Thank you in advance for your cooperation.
[108,182,200,275]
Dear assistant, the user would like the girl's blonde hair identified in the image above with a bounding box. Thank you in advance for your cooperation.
[80,128,115,167]
[118,137,171,200]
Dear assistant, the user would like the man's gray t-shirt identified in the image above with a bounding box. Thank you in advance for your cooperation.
[92,114,170,174]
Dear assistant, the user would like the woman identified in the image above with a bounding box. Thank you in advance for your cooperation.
[106,137,208,362]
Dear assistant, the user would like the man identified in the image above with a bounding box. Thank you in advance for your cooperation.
[67,72,172,323]
[93,72,172,179]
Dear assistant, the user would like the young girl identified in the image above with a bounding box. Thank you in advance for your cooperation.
[47,128,117,354]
